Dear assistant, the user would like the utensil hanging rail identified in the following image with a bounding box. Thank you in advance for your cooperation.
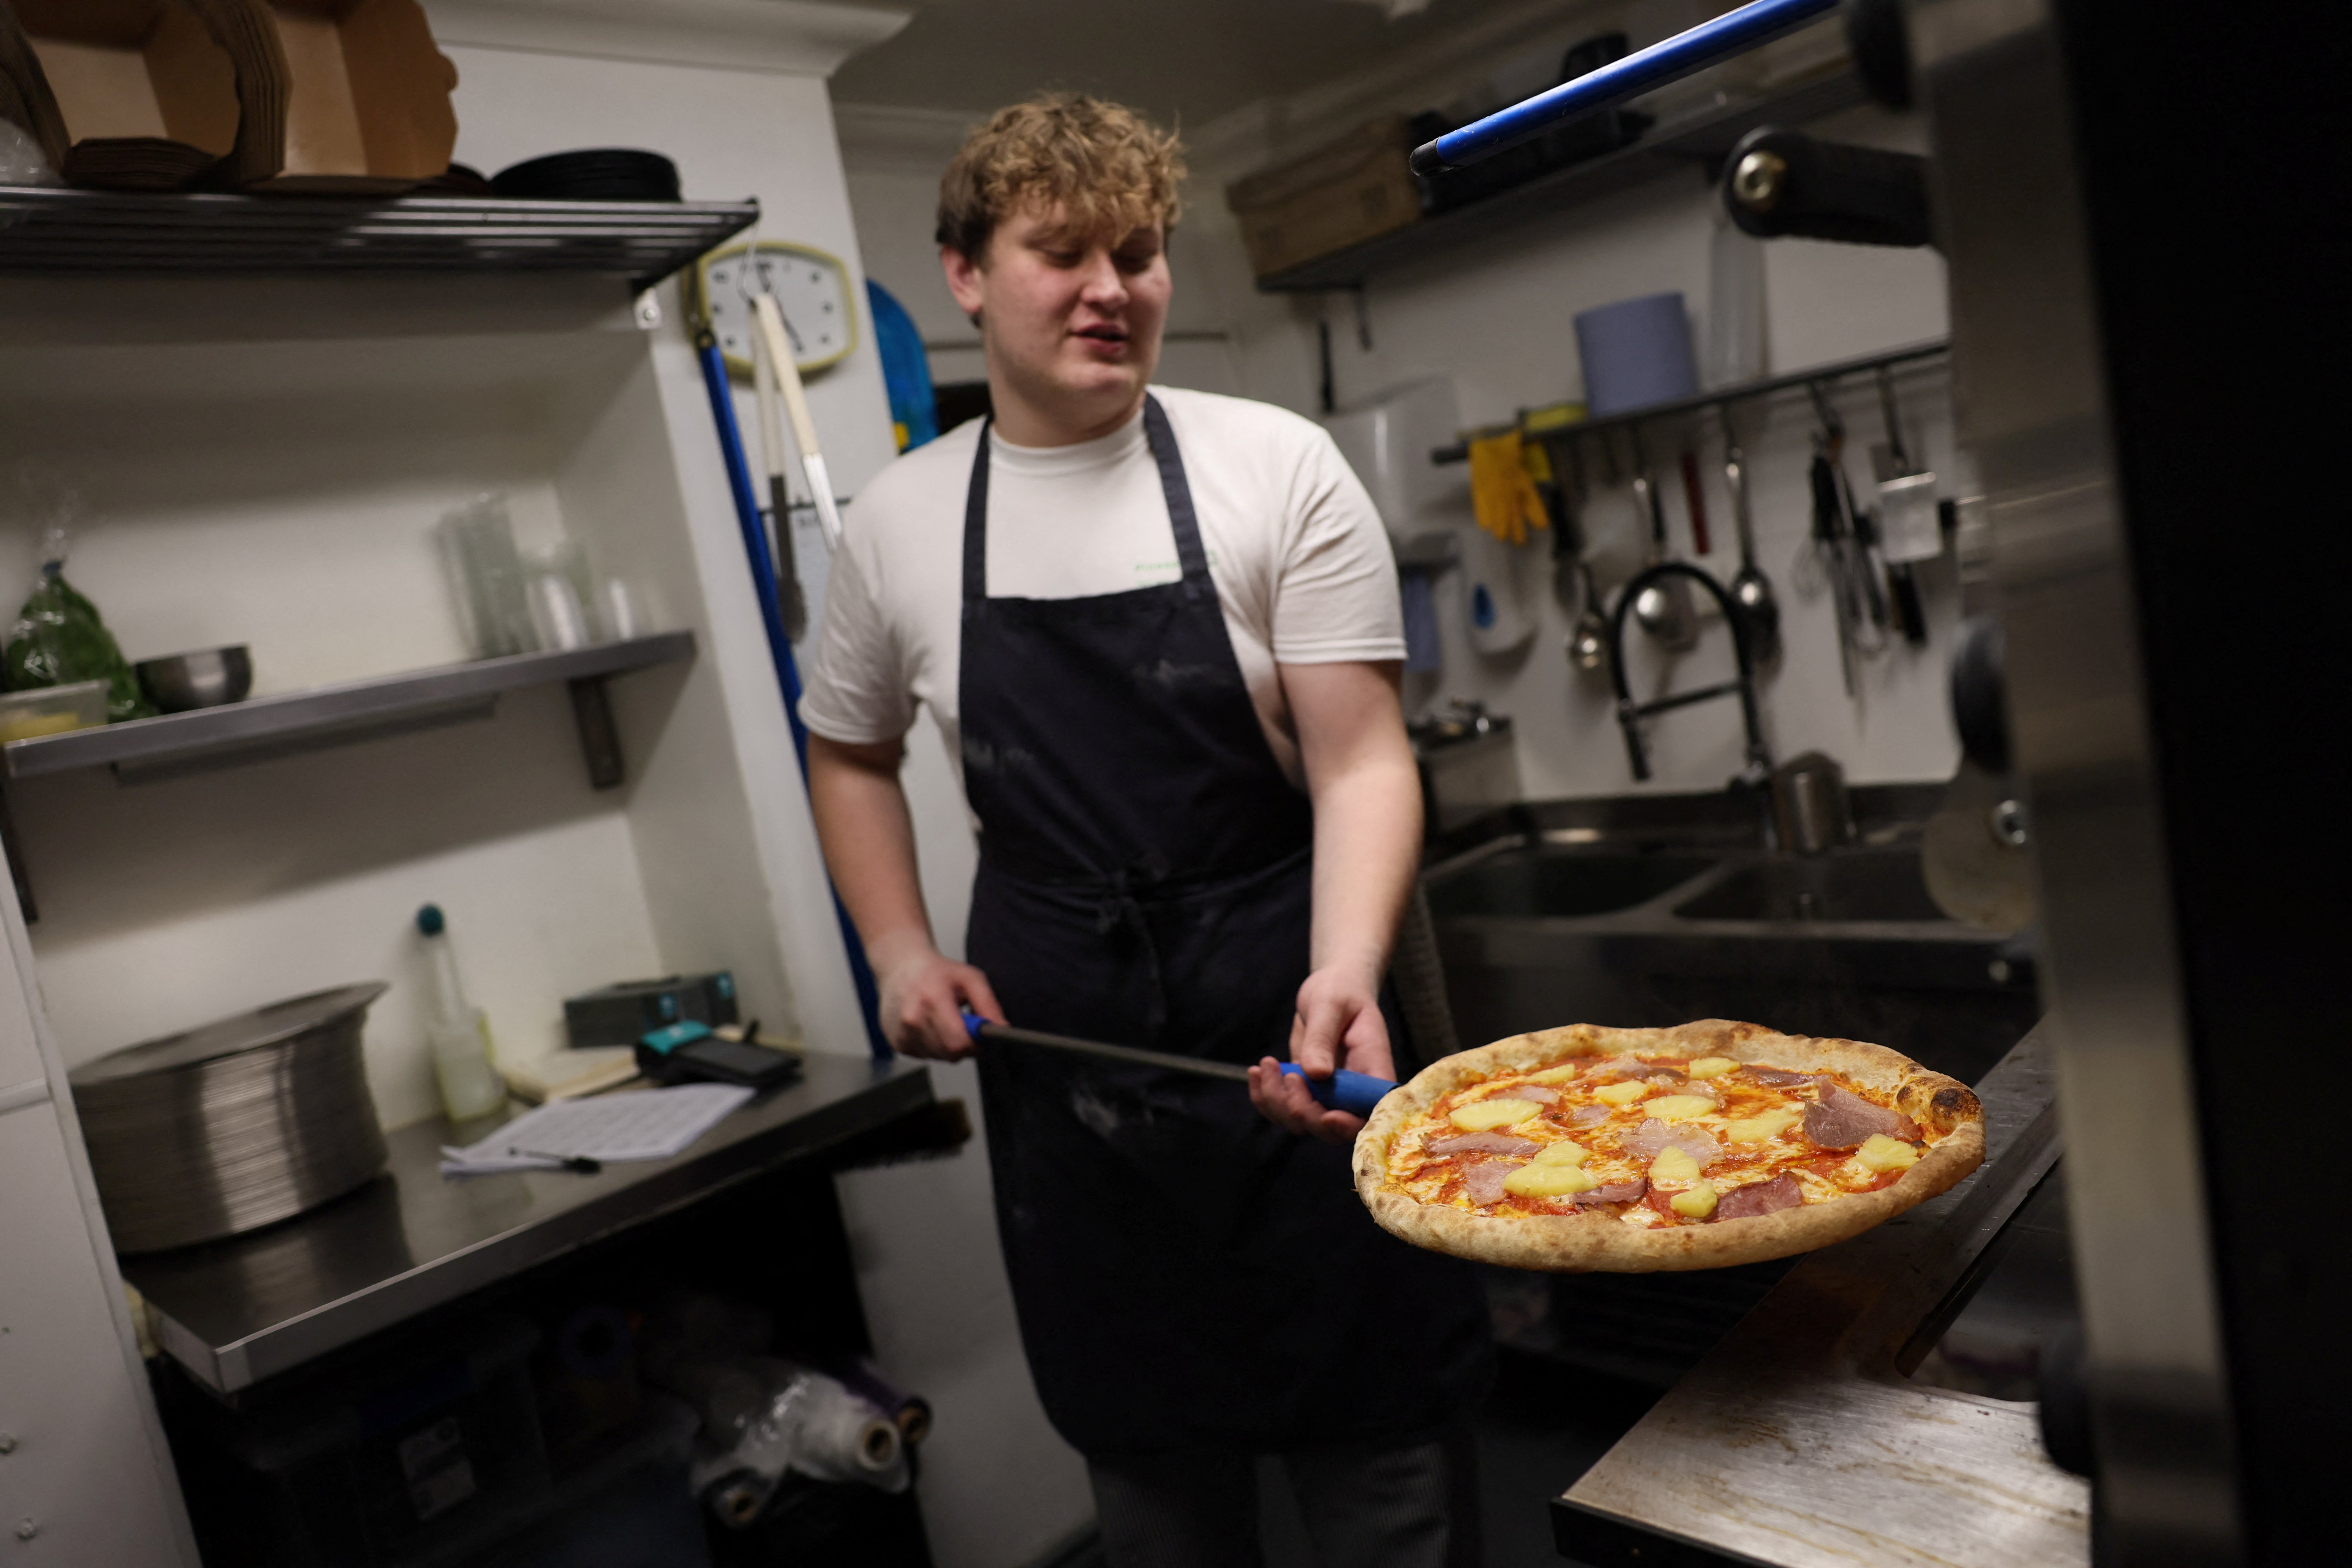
[1430,338,1947,465]
[1411,0,1838,175]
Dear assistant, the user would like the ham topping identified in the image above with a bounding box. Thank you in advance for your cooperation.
[1570,1178,1647,1206]
[1566,1104,1612,1128]
[1623,1119,1724,1167]
[1460,1159,1518,1205]
[1427,1131,1541,1159]
[1587,1054,1684,1082]
[1802,1085,1918,1149]
[1714,1174,1803,1220]
[1748,1066,1815,1086]
[1515,1085,1559,1105]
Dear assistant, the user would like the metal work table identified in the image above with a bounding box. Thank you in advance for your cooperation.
[1555,1024,2088,1568]
[122,1053,938,1395]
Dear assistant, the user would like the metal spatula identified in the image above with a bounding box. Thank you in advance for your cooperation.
[960,1013,1396,1118]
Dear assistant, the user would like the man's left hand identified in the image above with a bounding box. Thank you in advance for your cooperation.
[1249,965,1393,1145]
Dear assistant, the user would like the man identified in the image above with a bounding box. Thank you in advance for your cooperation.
[802,94,1489,1564]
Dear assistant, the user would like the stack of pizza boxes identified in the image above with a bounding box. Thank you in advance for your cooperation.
[0,0,456,192]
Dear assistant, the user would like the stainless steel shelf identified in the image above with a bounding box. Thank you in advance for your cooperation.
[123,1054,941,1393]
[0,187,758,291]
[1254,65,1864,293]
[2,631,695,783]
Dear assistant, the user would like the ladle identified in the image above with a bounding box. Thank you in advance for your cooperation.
[1569,559,1610,673]
[1721,413,1781,664]
[1628,442,1699,651]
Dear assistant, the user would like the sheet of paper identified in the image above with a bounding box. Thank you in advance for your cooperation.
[439,1083,755,1176]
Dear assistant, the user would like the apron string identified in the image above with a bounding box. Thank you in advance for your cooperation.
[961,416,993,604]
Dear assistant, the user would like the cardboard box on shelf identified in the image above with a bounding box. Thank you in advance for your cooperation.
[1224,115,1423,279]
[250,0,456,192]
[0,0,247,189]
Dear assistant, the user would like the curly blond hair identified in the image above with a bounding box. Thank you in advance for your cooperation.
[935,93,1186,260]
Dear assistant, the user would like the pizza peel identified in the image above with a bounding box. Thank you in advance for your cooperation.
[959,1013,1395,1117]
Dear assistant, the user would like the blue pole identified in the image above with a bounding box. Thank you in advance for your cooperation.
[696,336,893,1063]
[1410,0,1838,174]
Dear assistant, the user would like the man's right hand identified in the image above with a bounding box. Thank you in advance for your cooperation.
[871,935,1003,1059]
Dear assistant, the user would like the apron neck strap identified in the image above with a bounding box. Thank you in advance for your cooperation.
[1141,395,1212,584]
[962,415,995,604]
[960,394,1209,605]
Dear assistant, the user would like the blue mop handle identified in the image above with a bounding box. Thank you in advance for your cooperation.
[1411,0,1837,173]
[960,1012,1396,1118]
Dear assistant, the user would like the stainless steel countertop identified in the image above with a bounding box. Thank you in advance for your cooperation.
[121,1053,936,1394]
[1555,1024,2087,1568]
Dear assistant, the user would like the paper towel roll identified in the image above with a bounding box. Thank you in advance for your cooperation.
[1461,526,1536,654]
[1575,293,1699,416]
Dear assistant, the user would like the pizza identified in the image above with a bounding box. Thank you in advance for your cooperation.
[1354,1020,1984,1272]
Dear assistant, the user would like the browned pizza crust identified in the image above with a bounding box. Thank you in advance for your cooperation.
[1353,1020,1985,1273]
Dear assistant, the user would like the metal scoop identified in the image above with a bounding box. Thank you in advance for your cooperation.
[1629,453,1700,651]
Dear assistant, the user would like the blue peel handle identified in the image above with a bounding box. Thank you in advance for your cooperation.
[962,1011,987,1043]
[1278,1063,1396,1118]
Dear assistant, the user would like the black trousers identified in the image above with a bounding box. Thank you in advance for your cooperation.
[1086,1427,1483,1568]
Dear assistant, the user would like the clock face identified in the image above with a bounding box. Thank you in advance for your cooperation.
[698,241,858,376]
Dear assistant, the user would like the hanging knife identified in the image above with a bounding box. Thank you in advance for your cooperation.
[961,1013,1396,1118]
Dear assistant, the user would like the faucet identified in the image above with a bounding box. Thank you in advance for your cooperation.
[1605,561,1774,799]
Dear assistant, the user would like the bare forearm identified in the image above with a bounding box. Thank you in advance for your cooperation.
[806,735,933,967]
[1257,661,1420,1140]
[1307,750,1423,985]
[807,734,1001,1056]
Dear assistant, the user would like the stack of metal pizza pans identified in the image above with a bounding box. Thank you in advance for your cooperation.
[67,983,391,1255]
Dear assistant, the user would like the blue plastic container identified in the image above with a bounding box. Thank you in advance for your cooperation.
[1574,292,1699,415]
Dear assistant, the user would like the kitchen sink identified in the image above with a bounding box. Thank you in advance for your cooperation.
[1671,848,1948,923]
[1425,848,1718,920]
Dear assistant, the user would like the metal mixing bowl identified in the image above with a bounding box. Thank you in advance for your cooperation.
[135,645,252,712]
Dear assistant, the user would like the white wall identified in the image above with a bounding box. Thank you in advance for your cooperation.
[430,30,1097,1567]
[1196,98,1963,797]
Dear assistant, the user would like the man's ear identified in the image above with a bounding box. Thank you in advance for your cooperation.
[942,244,987,320]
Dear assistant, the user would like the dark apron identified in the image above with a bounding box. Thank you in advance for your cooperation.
[960,396,1489,1457]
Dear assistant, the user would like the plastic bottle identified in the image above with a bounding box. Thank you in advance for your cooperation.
[417,904,503,1120]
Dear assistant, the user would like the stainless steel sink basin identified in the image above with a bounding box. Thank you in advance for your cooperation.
[1671,848,1948,923]
[1425,848,1718,920]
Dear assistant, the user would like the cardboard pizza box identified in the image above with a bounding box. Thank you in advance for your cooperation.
[0,0,245,189]
[247,0,456,192]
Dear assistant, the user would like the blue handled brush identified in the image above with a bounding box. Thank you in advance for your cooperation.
[959,1012,1395,1119]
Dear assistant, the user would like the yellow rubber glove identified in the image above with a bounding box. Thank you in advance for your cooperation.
[1468,430,1551,546]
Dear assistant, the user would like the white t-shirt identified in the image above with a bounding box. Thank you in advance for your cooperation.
[799,386,1404,790]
